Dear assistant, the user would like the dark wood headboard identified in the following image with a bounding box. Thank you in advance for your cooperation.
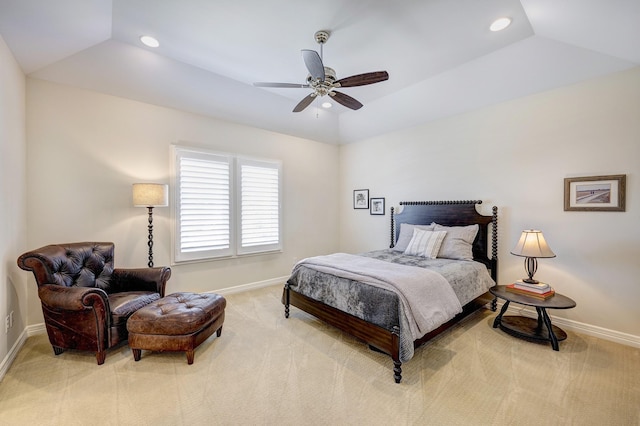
[390,200,498,283]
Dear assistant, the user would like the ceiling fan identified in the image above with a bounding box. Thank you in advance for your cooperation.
[254,30,389,113]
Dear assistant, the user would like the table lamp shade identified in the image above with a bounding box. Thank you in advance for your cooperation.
[511,230,556,258]
[132,183,169,207]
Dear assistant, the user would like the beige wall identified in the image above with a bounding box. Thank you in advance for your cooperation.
[6,53,639,356]
[0,35,27,363]
[339,66,640,339]
[25,79,340,324]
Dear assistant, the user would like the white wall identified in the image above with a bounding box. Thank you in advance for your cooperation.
[339,67,640,339]
[25,79,340,324]
[0,36,27,363]
[12,63,640,348]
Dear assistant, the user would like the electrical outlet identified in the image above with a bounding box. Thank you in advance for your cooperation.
[4,311,13,333]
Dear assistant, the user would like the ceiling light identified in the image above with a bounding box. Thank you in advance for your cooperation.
[322,102,332,108]
[140,35,159,48]
[490,17,512,32]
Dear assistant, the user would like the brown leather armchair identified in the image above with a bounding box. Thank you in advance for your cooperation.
[17,242,171,365]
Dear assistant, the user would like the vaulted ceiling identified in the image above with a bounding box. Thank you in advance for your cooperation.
[1,0,638,144]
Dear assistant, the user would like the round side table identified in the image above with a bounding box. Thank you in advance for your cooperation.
[490,285,576,351]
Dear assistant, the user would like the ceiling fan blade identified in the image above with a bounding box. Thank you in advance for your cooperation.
[301,49,325,81]
[330,91,363,110]
[292,93,317,112]
[253,82,310,88]
[335,71,389,87]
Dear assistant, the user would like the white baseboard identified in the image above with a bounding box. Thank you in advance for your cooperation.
[500,302,640,349]
[0,329,27,383]
[0,279,288,382]
[26,323,46,336]
[208,276,287,296]
[0,323,45,383]
[216,282,640,349]
[3,283,638,383]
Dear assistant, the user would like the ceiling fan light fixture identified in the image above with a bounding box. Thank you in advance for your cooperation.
[254,29,389,113]
[489,17,512,32]
[140,35,160,48]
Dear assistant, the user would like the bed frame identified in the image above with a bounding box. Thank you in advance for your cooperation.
[283,200,498,383]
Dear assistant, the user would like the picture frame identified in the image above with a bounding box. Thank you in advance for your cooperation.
[564,174,626,212]
[370,197,385,215]
[353,189,369,209]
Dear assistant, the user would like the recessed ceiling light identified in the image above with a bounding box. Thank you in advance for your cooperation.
[490,17,512,32]
[322,102,332,109]
[140,35,159,48]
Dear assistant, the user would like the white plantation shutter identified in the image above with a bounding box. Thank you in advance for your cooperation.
[238,158,281,254]
[174,148,233,261]
[172,146,282,262]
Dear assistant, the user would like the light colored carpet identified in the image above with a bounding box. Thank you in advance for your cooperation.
[1,284,638,425]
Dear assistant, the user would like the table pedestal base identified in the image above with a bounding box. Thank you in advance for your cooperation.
[499,315,567,348]
[489,286,575,352]
[492,300,566,351]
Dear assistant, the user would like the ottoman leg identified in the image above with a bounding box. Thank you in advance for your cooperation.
[132,349,142,362]
[217,326,223,337]
[186,350,195,365]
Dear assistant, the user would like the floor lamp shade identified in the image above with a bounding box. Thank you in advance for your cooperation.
[132,183,169,207]
[132,183,168,267]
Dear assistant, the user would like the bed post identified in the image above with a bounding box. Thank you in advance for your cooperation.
[491,205,499,311]
[284,282,290,318]
[491,206,498,276]
[391,325,402,383]
[390,206,396,248]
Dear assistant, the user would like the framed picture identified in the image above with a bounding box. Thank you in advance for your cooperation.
[564,174,626,211]
[370,197,385,215]
[353,189,369,209]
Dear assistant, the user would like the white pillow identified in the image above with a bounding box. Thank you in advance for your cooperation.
[403,229,447,259]
[433,223,479,261]
[393,223,436,252]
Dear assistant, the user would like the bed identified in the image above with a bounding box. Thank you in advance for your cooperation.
[283,200,498,383]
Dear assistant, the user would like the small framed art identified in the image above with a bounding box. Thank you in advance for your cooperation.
[370,197,385,215]
[564,174,626,211]
[353,189,369,209]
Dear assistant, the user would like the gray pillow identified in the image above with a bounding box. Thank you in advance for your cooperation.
[433,223,479,261]
[392,223,436,252]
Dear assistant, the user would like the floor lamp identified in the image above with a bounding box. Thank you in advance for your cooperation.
[132,183,169,267]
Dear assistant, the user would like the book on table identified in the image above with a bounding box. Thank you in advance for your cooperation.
[513,280,551,294]
[506,283,555,300]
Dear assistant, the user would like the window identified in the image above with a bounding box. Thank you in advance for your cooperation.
[172,145,282,262]
[237,158,281,255]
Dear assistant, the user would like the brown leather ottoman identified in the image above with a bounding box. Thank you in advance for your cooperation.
[127,292,226,364]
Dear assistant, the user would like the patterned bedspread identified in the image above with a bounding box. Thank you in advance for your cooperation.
[285,249,495,362]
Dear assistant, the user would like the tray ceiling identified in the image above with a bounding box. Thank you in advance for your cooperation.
[1,0,638,144]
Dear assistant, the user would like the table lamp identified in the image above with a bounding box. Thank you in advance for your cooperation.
[133,183,169,267]
[510,229,556,284]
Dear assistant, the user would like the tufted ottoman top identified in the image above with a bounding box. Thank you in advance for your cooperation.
[127,292,226,336]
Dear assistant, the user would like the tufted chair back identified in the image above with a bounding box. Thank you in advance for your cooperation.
[18,242,171,365]
[25,242,116,291]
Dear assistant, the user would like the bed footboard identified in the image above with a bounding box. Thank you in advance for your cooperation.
[284,283,404,382]
[284,284,494,383]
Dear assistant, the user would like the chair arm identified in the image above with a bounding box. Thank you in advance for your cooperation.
[38,284,109,312]
[111,267,171,297]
